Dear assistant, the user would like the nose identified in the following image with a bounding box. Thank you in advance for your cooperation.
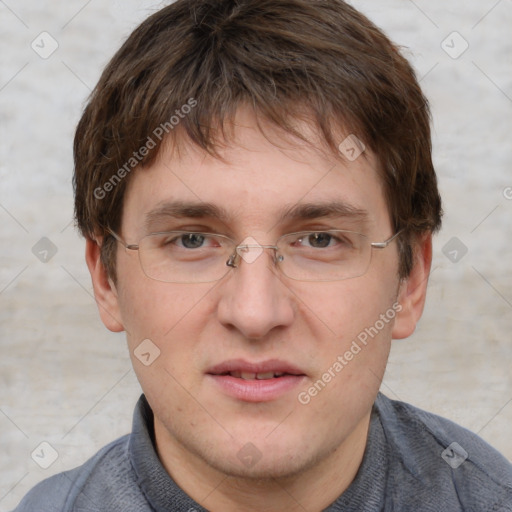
[216,246,295,340]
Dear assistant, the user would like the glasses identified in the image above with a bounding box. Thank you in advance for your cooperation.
[107,228,402,283]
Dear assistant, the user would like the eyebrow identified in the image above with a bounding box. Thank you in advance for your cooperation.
[278,201,369,224]
[144,199,369,231]
[144,201,230,231]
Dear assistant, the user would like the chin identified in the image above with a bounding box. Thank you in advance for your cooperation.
[210,450,316,481]
[192,430,331,482]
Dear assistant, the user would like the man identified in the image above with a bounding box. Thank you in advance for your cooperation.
[14,0,512,510]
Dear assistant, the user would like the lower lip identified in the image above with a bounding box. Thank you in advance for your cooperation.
[207,374,306,402]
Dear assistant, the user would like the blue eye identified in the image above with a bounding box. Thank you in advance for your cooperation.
[177,233,206,249]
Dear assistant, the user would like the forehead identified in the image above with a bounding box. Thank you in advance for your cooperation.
[121,110,391,236]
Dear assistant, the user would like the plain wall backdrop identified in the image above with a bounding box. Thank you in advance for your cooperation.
[1,0,511,509]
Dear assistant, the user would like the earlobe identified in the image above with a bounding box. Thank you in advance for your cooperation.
[85,237,125,333]
[392,233,432,340]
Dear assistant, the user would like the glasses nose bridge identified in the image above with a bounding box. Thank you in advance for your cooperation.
[226,242,281,269]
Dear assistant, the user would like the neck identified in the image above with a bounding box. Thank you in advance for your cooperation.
[154,412,371,512]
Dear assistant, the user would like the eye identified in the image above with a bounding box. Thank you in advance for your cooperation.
[158,232,220,250]
[295,232,351,249]
[175,233,207,249]
[301,232,335,248]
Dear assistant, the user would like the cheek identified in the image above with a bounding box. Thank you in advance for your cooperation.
[295,273,398,346]
[296,283,396,426]
[118,281,219,410]
[116,271,217,353]
[293,272,398,407]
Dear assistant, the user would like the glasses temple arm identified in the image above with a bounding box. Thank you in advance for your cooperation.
[370,229,404,249]
[105,228,139,250]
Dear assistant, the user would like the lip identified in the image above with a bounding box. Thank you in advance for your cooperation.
[207,358,305,376]
[206,358,307,403]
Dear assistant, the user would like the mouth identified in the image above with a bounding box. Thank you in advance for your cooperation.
[206,359,307,402]
[218,370,291,380]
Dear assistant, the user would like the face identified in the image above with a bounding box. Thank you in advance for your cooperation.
[91,109,423,481]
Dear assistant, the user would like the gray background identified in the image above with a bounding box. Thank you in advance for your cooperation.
[1,0,511,508]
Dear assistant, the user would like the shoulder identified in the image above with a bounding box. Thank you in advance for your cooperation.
[12,434,131,512]
[374,393,512,510]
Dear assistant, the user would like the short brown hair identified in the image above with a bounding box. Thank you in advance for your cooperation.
[73,0,442,280]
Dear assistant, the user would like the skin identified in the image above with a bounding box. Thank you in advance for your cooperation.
[86,108,431,512]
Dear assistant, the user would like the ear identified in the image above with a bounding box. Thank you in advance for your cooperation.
[85,237,125,333]
[392,232,432,339]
